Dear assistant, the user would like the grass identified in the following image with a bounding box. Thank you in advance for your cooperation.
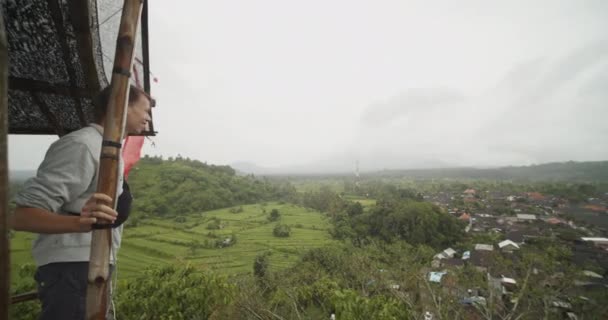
[342,195,377,208]
[9,202,336,286]
[9,231,36,285]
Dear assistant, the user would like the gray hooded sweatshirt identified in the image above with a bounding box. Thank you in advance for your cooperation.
[15,124,124,267]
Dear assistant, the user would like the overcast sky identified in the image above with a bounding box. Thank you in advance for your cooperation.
[8,0,608,172]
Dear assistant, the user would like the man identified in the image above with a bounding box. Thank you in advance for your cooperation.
[11,84,152,319]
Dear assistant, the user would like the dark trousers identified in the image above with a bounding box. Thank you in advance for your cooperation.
[35,262,114,320]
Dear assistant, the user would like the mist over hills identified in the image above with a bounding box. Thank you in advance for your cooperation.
[8,170,36,182]
[232,160,608,182]
[10,160,608,183]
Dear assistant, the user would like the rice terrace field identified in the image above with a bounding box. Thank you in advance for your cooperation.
[10,202,337,285]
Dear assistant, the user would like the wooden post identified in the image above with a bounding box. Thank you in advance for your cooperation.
[0,8,10,320]
[85,1,142,319]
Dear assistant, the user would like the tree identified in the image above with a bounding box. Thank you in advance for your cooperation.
[273,224,291,237]
[127,157,290,218]
[268,208,281,221]
[253,252,270,278]
[346,202,363,216]
[342,199,464,249]
[207,221,221,230]
[9,264,38,320]
[116,264,235,319]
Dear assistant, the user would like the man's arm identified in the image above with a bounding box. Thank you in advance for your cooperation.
[12,207,83,233]
[11,193,118,233]
[13,136,118,234]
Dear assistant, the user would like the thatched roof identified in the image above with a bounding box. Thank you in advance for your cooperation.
[2,0,155,136]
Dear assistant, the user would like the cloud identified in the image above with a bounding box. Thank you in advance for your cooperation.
[344,41,608,170]
[9,2,608,172]
[480,41,608,162]
[360,88,467,128]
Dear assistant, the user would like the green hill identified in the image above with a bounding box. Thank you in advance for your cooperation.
[372,160,608,182]
[128,156,296,217]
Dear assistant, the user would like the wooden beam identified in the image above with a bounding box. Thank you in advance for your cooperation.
[0,8,10,320]
[140,0,155,136]
[142,0,150,95]
[8,77,93,98]
[86,1,143,319]
[69,0,103,92]
[10,291,37,304]
[31,93,66,136]
[46,0,87,126]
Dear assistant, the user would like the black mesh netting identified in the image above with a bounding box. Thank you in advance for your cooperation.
[2,0,153,135]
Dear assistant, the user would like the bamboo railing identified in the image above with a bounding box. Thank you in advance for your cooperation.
[10,292,37,305]
[85,1,143,319]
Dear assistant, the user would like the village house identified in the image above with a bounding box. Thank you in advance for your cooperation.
[475,244,494,251]
[442,258,465,268]
[499,276,517,293]
[502,226,541,245]
[464,197,477,204]
[526,192,546,202]
[470,246,495,272]
[498,239,520,252]
[545,217,567,226]
[516,213,537,221]
[471,214,503,233]
[462,251,471,260]
[582,204,608,214]
[463,189,476,197]
[434,247,457,260]
[428,271,447,283]
[581,237,608,250]
[570,240,608,272]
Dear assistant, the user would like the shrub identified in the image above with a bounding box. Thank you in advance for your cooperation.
[229,206,244,213]
[268,209,281,221]
[116,264,235,319]
[273,224,291,237]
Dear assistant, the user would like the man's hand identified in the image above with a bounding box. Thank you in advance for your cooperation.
[77,193,118,232]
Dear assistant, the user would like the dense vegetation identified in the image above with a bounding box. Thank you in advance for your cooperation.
[128,156,296,217]
[370,160,608,182]
[8,158,608,319]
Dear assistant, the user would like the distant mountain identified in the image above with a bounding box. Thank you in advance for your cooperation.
[9,170,36,182]
[233,160,608,182]
[230,162,277,175]
[232,153,453,176]
[231,162,352,176]
[370,161,608,182]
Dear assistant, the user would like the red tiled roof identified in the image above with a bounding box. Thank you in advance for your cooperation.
[526,192,545,201]
[546,217,565,225]
[583,205,607,212]
[459,213,471,221]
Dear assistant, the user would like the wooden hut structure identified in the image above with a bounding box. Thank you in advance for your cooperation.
[1,1,155,319]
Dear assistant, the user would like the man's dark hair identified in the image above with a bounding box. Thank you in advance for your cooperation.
[92,84,154,123]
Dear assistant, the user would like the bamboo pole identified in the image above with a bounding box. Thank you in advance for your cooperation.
[85,1,142,319]
[0,8,10,320]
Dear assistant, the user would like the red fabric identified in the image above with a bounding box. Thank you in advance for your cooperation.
[122,58,148,180]
[122,136,145,180]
